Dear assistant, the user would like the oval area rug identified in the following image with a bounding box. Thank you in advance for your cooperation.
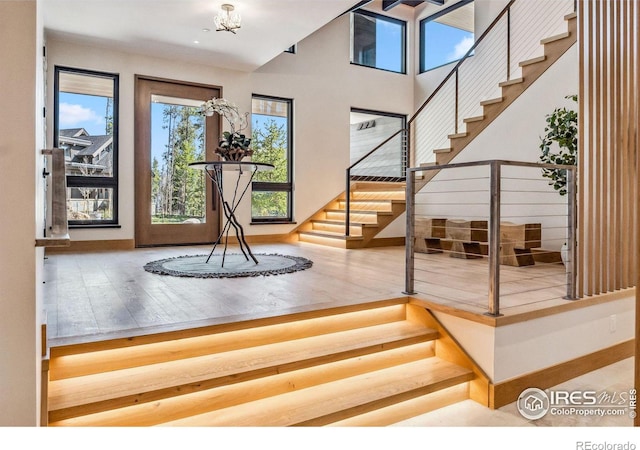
[144,253,313,278]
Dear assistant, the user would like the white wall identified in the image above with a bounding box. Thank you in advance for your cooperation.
[47,5,415,242]
[0,0,45,426]
[433,292,635,382]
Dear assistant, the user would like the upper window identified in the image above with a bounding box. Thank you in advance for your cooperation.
[351,9,406,74]
[420,0,475,73]
[251,95,293,223]
[54,66,119,226]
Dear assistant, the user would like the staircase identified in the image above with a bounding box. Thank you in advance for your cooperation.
[295,8,577,249]
[45,299,488,426]
[297,181,406,249]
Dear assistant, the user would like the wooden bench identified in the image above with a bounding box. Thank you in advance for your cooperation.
[414,217,542,267]
[414,217,446,254]
[499,221,542,267]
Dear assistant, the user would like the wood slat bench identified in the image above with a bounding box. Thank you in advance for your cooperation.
[414,217,542,267]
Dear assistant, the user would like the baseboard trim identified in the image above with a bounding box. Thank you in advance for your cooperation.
[490,339,634,409]
[366,237,405,247]
[45,239,136,254]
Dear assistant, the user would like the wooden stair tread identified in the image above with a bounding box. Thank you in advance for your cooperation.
[312,219,378,228]
[49,304,408,380]
[499,77,524,87]
[158,357,473,426]
[298,230,365,240]
[463,115,484,123]
[519,55,546,66]
[49,342,436,427]
[325,208,392,215]
[49,321,438,412]
[541,31,571,45]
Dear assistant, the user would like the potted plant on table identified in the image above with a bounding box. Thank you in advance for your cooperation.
[202,97,253,161]
[538,94,578,264]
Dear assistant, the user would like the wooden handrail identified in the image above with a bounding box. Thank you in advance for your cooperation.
[37,148,70,247]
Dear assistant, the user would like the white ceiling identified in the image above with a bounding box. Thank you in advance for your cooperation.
[41,0,361,72]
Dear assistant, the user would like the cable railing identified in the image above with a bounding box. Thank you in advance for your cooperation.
[342,0,575,238]
[404,160,577,317]
[409,0,574,166]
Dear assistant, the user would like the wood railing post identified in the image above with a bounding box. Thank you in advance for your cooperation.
[345,168,351,237]
[565,167,578,299]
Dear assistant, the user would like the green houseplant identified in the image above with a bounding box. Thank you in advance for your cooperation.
[539,94,578,195]
[539,94,578,264]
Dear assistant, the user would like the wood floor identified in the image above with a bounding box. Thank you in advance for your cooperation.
[43,242,572,344]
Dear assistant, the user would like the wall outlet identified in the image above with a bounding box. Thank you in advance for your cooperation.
[609,314,617,333]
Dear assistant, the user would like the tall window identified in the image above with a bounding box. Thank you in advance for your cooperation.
[54,66,119,226]
[251,95,293,223]
[351,9,406,74]
[420,0,474,73]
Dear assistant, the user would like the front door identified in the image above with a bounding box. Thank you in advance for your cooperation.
[134,76,220,246]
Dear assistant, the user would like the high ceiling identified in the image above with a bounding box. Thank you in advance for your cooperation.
[41,0,362,72]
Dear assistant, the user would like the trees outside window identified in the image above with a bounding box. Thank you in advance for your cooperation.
[251,96,293,222]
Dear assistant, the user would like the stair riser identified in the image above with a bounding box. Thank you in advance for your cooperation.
[325,211,378,223]
[50,304,409,380]
[337,201,393,212]
[51,342,437,427]
[312,221,363,235]
[352,192,405,201]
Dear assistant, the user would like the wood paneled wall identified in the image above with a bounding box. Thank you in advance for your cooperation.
[577,0,638,297]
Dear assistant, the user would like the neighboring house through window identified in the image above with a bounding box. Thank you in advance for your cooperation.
[54,66,119,226]
[251,95,293,223]
[420,0,475,73]
[351,9,407,74]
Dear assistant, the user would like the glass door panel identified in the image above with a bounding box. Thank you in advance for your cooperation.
[150,95,206,225]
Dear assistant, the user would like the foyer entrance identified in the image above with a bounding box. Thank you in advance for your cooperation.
[134,76,221,246]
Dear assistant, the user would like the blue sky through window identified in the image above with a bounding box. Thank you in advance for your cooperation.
[59,92,109,136]
[422,21,474,71]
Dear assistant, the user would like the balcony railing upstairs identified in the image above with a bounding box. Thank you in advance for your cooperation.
[404,160,577,317]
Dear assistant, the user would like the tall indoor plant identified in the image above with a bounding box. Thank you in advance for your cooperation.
[539,94,578,195]
[539,94,578,264]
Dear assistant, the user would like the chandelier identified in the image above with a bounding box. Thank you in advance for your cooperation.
[215,4,241,33]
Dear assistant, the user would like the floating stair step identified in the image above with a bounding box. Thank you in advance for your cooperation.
[480,97,503,106]
[433,148,452,154]
[463,115,484,124]
[50,302,409,380]
[298,230,365,241]
[541,31,571,45]
[49,320,437,421]
[337,199,404,212]
[157,356,473,426]
[499,77,524,87]
[351,190,405,201]
[447,132,468,139]
[519,55,547,67]
[311,219,369,236]
[50,342,438,427]
[324,209,388,223]
[327,382,470,426]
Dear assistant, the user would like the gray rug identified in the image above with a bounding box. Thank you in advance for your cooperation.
[143,253,313,278]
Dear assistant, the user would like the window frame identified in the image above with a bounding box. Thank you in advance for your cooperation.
[419,0,475,74]
[250,94,294,224]
[53,65,120,227]
[350,9,407,74]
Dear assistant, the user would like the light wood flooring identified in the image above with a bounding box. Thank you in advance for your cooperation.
[43,242,573,344]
